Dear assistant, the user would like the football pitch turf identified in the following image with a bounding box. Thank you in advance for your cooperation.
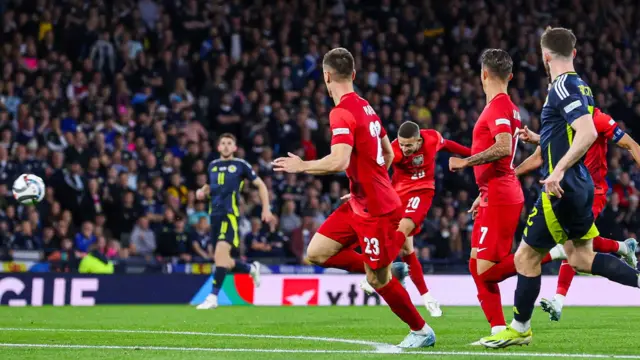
[0,306,638,359]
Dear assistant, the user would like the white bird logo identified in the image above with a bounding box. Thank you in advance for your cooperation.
[285,290,316,305]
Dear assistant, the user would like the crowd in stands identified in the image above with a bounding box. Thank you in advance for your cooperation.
[1,0,640,271]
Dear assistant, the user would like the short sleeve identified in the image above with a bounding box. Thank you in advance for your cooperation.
[554,80,590,124]
[240,160,257,181]
[329,108,356,146]
[486,112,513,138]
[594,109,625,143]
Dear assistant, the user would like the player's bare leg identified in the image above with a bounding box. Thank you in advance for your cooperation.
[306,233,365,273]
[359,218,442,316]
[197,242,261,310]
[365,263,435,348]
[564,238,640,287]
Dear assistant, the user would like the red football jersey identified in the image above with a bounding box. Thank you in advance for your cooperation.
[329,92,402,217]
[585,108,625,195]
[391,129,470,198]
[471,93,524,207]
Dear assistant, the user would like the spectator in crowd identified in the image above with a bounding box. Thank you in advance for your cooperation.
[130,216,156,259]
[0,0,638,273]
[74,221,96,254]
[190,216,213,261]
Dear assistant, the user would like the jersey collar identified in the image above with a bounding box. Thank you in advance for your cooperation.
[339,92,357,102]
[552,71,577,84]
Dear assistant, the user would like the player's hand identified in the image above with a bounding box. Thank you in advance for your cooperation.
[540,169,565,198]
[272,152,305,173]
[518,126,540,145]
[468,196,481,219]
[195,186,209,200]
[340,193,351,201]
[449,157,468,172]
[262,209,276,225]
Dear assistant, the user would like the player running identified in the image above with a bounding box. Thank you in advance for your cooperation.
[516,107,639,321]
[358,121,471,317]
[195,133,275,310]
[448,48,529,339]
[480,27,640,349]
[273,47,435,348]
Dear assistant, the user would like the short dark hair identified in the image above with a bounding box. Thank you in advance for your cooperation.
[480,49,513,81]
[218,133,237,144]
[398,121,420,139]
[322,48,354,81]
[540,27,576,58]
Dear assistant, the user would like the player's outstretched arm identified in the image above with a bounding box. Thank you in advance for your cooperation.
[195,184,210,200]
[616,134,640,167]
[515,146,543,177]
[272,145,352,175]
[381,135,394,169]
[449,133,511,171]
[441,139,471,157]
[554,114,597,173]
[252,177,276,224]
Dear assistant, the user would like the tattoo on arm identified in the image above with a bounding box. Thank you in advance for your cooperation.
[465,133,512,167]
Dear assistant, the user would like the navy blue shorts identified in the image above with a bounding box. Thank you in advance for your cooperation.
[210,213,240,248]
[522,190,599,250]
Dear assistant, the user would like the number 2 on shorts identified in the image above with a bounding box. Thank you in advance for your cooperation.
[479,226,488,245]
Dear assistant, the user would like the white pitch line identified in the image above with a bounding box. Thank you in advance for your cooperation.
[1,343,640,358]
[1,328,639,359]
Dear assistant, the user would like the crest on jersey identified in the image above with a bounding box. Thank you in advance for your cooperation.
[228,165,237,173]
[412,155,424,166]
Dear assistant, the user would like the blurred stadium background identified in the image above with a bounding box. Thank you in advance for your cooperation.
[0,0,639,300]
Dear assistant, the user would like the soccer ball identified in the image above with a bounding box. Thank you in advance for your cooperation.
[12,174,46,205]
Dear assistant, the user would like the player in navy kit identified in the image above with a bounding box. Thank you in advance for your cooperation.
[481,27,640,348]
[196,133,275,309]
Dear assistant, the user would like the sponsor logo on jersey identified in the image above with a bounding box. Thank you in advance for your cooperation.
[282,278,319,306]
[412,155,424,166]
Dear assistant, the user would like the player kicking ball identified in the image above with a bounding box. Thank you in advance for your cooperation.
[516,107,639,321]
[480,27,640,349]
[359,120,471,317]
[195,134,275,310]
[273,47,435,348]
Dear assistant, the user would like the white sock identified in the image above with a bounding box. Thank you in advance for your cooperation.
[422,292,436,303]
[617,241,629,256]
[510,319,531,333]
[549,245,566,260]
[491,325,506,335]
[553,294,565,308]
[413,324,433,335]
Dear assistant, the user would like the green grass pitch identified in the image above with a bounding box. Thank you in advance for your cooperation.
[0,305,638,359]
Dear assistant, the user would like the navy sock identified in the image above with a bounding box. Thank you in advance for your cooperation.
[232,260,251,273]
[513,273,541,323]
[212,266,228,295]
[591,253,639,288]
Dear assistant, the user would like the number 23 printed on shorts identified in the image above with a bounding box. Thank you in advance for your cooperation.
[363,237,380,261]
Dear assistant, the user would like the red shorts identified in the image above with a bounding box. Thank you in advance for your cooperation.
[400,189,435,236]
[317,202,403,270]
[592,194,607,220]
[471,202,524,262]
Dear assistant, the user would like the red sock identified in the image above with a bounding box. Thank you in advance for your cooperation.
[479,253,554,283]
[469,258,505,327]
[402,252,429,295]
[377,277,426,331]
[593,236,620,253]
[322,249,365,273]
[556,260,575,297]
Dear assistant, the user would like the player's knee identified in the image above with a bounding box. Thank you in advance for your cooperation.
[366,270,390,290]
[397,219,414,238]
[305,251,328,266]
[567,252,593,273]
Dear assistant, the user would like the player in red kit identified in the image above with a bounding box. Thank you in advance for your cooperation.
[359,121,471,316]
[516,107,639,321]
[273,48,435,348]
[449,49,528,340]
